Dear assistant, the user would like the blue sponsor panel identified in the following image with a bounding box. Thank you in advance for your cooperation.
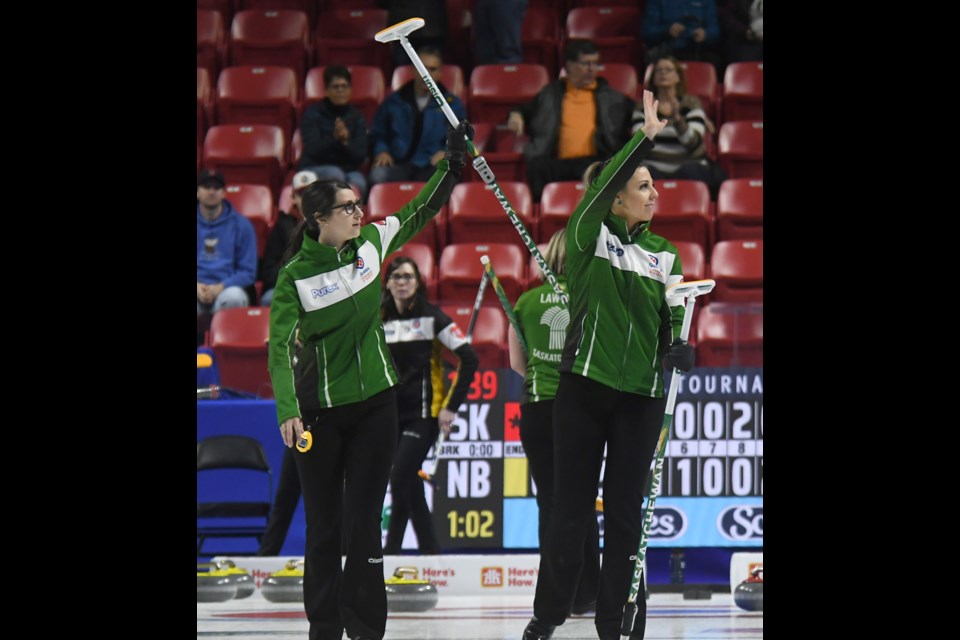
[501,497,763,548]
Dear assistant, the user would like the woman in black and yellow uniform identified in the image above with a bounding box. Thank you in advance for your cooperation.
[522,92,694,640]
[268,121,472,640]
[509,229,600,617]
[380,257,478,554]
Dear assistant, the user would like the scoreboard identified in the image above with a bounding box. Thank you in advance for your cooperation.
[404,367,763,550]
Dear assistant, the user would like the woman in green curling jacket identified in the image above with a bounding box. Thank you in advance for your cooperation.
[522,91,694,640]
[268,121,472,640]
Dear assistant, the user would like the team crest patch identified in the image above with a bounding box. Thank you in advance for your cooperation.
[648,254,659,266]
[356,257,365,269]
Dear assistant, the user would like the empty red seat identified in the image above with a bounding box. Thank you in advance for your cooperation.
[695,302,763,367]
[216,66,300,141]
[468,123,529,183]
[565,6,644,67]
[365,182,442,251]
[238,0,317,27]
[718,121,763,179]
[673,240,706,282]
[303,65,385,126]
[198,67,214,144]
[391,64,466,105]
[230,10,312,84]
[438,243,527,304]
[203,124,288,198]
[717,178,763,240]
[448,182,537,248]
[198,9,228,78]
[224,184,276,256]
[440,305,508,369]
[538,181,584,242]
[521,7,562,78]
[649,179,713,255]
[468,64,550,124]
[709,240,763,303]
[383,242,437,299]
[723,62,763,123]
[313,9,390,78]
[209,307,274,397]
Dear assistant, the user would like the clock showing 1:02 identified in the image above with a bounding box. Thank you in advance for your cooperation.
[446,509,495,538]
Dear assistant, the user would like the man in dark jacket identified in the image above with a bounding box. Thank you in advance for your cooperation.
[506,39,634,202]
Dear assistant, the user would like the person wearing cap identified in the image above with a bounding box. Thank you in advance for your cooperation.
[299,65,369,199]
[197,169,258,315]
[268,120,473,640]
[260,170,319,308]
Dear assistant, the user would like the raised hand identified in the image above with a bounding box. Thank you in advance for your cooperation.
[639,89,668,141]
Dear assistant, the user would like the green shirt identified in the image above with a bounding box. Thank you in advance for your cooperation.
[513,277,568,403]
[268,162,457,424]
[560,130,685,398]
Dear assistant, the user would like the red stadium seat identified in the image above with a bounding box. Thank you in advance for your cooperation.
[288,128,302,167]
[709,240,763,303]
[313,9,390,78]
[468,123,529,183]
[391,64,466,105]
[559,61,638,99]
[238,0,317,27]
[722,62,763,123]
[539,181,585,242]
[229,10,312,84]
[448,182,537,248]
[365,182,442,251]
[644,60,719,124]
[649,180,713,256]
[383,242,437,299]
[216,66,300,141]
[440,305,508,369]
[565,6,644,67]
[673,240,705,282]
[468,64,550,124]
[718,121,763,179]
[438,243,527,304]
[209,307,274,397]
[303,65,385,125]
[695,302,763,367]
[198,67,213,144]
[224,184,276,257]
[717,178,763,241]
[203,124,288,198]
[199,0,233,24]
[521,7,562,78]
[198,9,228,78]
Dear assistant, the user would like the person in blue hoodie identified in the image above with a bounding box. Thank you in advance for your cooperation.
[197,169,258,315]
[368,47,466,188]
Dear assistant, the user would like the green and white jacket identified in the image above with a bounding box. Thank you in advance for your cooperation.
[268,161,457,424]
[560,131,685,398]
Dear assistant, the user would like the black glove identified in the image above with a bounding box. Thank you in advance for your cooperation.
[663,338,694,372]
[445,120,474,174]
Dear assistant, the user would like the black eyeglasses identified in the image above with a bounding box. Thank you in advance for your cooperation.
[331,200,363,215]
[389,273,415,282]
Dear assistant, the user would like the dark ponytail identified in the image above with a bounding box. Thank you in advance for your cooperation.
[280,179,352,264]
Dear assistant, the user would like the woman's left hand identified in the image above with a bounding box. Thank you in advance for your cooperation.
[438,408,457,435]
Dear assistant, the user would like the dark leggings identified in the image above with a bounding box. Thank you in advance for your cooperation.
[383,417,441,554]
[256,445,301,556]
[521,399,599,610]
[295,388,398,640]
[534,373,666,640]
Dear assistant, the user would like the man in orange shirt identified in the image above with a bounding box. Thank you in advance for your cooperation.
[506,40,634,202]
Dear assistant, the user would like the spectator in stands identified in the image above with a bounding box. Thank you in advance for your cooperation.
[298,66,369,199]
[260,171,317,308]
[474,0,528,64]
[505,39,634,202]
[642,0,722,70]
[718,0,763,64]
[509,228,600,619]
[630,56,725,195]
[381,257,478,555]
[197,169,257,316]
[369,47,467,187]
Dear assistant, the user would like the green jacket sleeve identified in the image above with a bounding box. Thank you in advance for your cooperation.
[267,267,302,424]
[567,130,656,255]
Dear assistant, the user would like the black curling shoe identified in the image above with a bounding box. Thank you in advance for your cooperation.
[521,616,556,640]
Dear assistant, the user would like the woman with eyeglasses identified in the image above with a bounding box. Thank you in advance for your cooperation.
[379,257,478,555]
[267,121,472,640]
